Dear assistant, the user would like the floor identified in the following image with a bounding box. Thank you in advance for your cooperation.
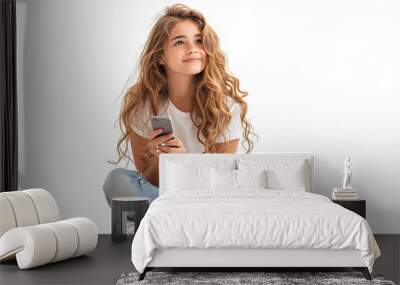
[0,235,398,285]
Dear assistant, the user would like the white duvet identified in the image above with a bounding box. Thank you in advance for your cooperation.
[131,189,381,273]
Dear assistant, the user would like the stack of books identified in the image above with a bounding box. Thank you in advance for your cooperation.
[332,188,359,200]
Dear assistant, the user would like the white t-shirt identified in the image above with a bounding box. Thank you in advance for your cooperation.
[130,95,243,154]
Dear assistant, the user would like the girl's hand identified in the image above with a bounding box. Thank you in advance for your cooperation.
[157,137,186,154]
[141,129,176,159]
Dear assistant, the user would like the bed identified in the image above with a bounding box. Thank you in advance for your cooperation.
[130,153,381,281]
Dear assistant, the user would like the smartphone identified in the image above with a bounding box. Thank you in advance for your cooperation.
[151,116,174,139]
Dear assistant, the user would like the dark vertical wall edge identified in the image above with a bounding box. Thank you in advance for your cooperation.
[0,0,18,192]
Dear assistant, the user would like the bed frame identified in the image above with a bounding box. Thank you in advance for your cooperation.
[138,153,372,281]
[140,248,371,280]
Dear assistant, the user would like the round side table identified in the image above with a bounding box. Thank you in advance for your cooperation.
[111,197,150,242]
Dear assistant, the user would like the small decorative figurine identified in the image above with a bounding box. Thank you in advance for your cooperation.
[342,156,353,190]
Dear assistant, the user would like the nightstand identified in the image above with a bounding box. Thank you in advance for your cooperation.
[111,197,150,242]
[332,199,366,219]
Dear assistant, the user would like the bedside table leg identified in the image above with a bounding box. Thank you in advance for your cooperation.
[112,202,127,242]
[133,201,149,236]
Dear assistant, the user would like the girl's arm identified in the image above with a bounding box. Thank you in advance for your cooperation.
[212,138,240,153]
[140,156,160,187]
[130,131,161,187]
[131,131,239,187]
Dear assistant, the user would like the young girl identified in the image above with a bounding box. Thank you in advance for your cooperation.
[103,3,257,215]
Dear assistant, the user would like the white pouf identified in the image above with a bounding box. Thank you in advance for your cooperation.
[0,189,98,269]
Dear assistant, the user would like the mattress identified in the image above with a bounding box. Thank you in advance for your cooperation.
[131,189,381,273]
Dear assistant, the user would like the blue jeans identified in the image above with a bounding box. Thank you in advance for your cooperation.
[102,168,159,220]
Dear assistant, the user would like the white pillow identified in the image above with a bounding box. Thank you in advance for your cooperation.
[236,169,268,189]
[266,165,306,191]
[211,168,268,190]
[212,168,237,191]
[238,159,310,191]
[167,162,212,191]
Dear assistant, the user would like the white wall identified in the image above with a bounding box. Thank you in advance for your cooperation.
[17,0,400,234]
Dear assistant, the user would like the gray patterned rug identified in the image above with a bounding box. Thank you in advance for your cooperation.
[116,271,396,285]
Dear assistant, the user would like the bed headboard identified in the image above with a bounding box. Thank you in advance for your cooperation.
[159,152,315,196]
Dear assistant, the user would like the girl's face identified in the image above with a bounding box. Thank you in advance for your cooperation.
[159,20,206,76]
